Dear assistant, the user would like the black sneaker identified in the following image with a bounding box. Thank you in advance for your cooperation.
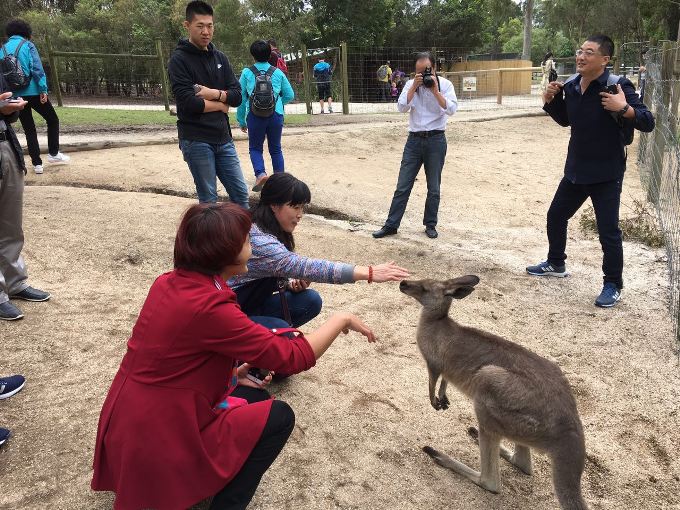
[526,260,569,277]
[0,375,26,400]
[425,227,438,239]
[11,287,50,302]
[0,301,23,321]
[0,428,10,446]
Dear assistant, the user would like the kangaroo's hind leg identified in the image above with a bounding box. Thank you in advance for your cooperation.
[467,431,532,475]
[423,427,502,494]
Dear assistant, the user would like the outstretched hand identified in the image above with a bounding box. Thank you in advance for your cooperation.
[372,261,411,283]
[341,314,376,343]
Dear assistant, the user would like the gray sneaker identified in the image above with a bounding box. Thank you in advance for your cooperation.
[526,261,569,277]
[0,301,24,321]
[11,287,50,302]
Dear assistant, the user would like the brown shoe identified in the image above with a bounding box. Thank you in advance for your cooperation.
[252,174,269,192]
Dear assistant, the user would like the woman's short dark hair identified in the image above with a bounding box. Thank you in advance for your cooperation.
[252,173,311,251]
[250,40,272,63]
[5,19,32,39]
[415,51,434,67]
[174,203,252,275]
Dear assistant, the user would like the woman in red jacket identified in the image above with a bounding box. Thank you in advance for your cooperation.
[91,202,375,510]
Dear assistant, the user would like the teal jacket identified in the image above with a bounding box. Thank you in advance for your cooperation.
[1,35,48,96]
[237,62,294,127]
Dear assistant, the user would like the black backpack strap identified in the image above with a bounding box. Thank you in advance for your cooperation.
[13,39,27,58]
[250,64,263,76]
[265,66,276,77]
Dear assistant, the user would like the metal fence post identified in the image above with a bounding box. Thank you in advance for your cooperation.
[301,45,312,115]
[155,38,170,111]
[341,42,349,115]
[46,36,63,107]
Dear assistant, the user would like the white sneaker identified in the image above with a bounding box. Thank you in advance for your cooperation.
[34,164,44,174]
[48,152,70,164]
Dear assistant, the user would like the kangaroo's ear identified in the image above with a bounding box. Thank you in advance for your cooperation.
[449,275,480,287]
[444,286,476,299]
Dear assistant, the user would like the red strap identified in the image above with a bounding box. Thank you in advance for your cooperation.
[271,327,301,336]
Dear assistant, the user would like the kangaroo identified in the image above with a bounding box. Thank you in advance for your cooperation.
[400,276,588,510]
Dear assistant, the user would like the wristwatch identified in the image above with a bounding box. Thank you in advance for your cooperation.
[617,104,630,117]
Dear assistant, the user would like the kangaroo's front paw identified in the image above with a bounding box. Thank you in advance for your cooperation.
[439,394,450,410]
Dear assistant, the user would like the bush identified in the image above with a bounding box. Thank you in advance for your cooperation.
[579,200,665,248]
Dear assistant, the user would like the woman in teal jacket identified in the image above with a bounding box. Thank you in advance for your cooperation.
[3,19,69,174]
[237,40,294,192]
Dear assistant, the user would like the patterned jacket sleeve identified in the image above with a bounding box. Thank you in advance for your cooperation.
[246,229,355,284]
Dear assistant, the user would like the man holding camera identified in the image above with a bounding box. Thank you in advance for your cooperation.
[168,1,248,207]
[0,80,51,320]
[526,34,654,308]
[373,52,458,240]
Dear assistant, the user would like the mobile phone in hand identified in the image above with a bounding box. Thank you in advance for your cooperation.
[193,84,202,93]
[246,367,270,385]
[606,84,618,94]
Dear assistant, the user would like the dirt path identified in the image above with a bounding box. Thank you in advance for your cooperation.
[1,116,678,510]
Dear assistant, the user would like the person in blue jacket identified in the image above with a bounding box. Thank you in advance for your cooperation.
[237,40,294,192]
[3,19,69,175]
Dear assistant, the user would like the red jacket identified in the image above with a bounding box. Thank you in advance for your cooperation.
[91,269,316,509]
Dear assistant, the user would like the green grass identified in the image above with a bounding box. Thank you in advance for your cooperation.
[30,107,311,128]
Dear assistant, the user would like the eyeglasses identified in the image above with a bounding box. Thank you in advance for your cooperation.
[575,49,600,58]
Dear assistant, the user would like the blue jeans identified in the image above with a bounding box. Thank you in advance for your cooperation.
[385,132,447,229]
[250,288,322,329]
[179,139,249,207]
[547,177,624,288]
[247,112,285,179]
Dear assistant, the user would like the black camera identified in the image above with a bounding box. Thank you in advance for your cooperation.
[422,67,435,88]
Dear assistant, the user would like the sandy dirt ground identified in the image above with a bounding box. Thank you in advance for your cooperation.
[1,115,679,510]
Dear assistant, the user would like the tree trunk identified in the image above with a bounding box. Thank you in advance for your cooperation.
[522,0,533,61]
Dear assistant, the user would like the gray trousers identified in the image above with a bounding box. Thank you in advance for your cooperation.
[0,141,28,305]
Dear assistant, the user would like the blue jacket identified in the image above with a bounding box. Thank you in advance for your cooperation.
[312,61,332,83]
[236,63,294,127]
[1,35,48,97]
[543,69,654,184]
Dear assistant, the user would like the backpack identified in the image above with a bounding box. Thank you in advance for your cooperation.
[565,72,634,145]
[0,39,31,91]
[377,65,388,80]
[248,65,277,118]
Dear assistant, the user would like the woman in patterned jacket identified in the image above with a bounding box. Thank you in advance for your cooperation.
[229,172,410,330]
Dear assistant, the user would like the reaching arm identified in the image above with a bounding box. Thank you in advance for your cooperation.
[303,313,375,358]
[542,82,569,127]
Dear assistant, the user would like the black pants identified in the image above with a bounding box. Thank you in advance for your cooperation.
[18,95,60,166]
[209,386,295,510]
[547,177,624,288]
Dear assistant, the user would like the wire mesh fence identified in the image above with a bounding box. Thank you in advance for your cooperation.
[33,41,547,113]
[637,41,680,350]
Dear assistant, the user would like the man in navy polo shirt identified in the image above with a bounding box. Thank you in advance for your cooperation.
[526,34,655,308]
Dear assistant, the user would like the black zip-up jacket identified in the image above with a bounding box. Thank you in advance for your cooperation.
[167,39,242,144]
[0,72,26,176]
[543,69,654,184]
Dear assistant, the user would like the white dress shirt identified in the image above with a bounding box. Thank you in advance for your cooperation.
[397,76,458,132]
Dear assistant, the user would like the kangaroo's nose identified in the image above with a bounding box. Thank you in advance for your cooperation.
[399,281,408,289]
